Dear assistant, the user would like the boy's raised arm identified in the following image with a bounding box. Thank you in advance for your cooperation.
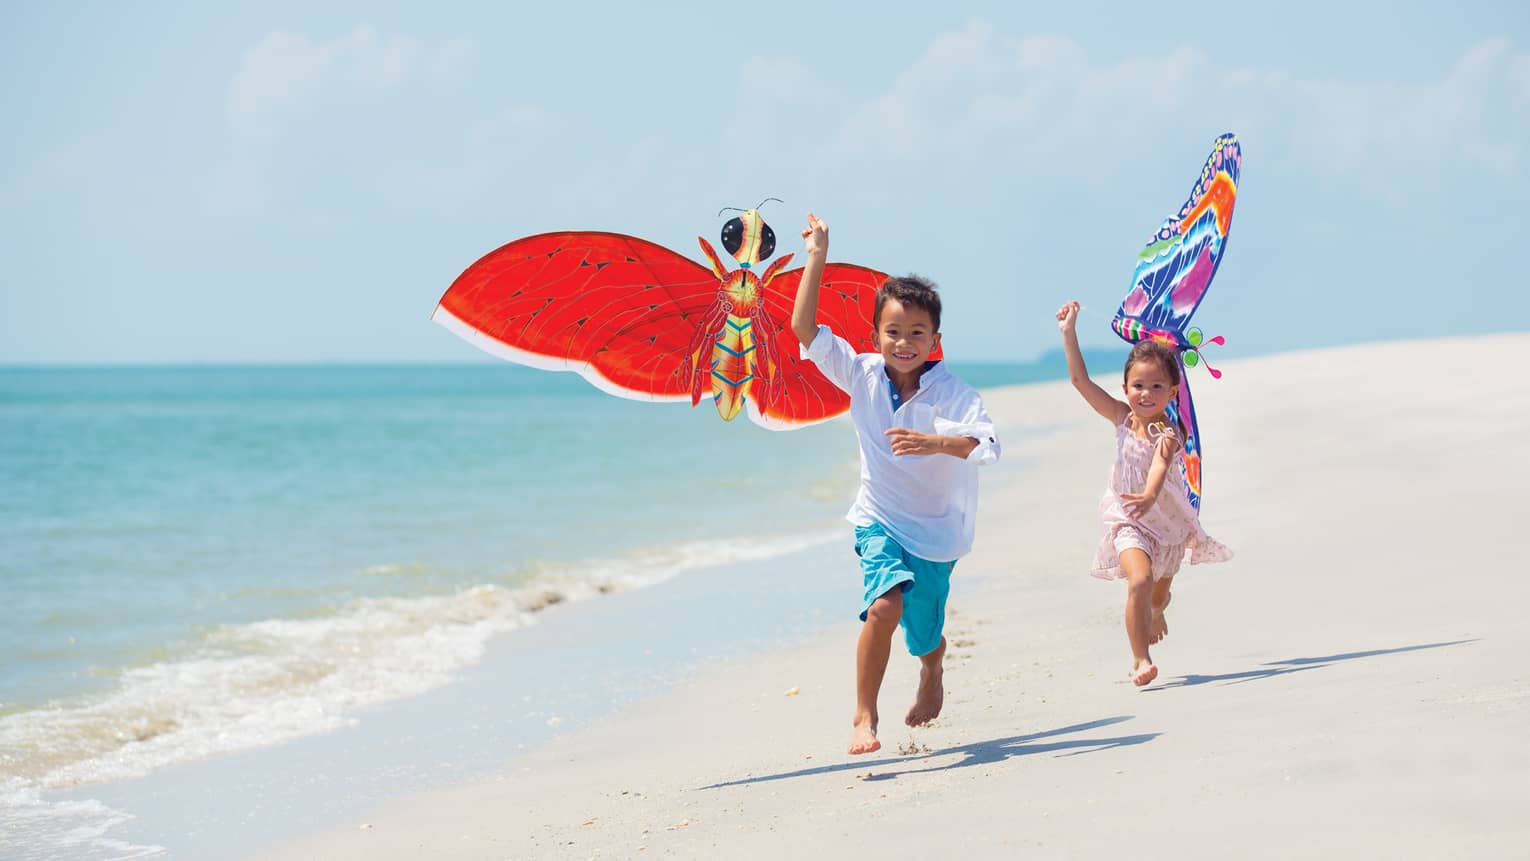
[791,213,829,348]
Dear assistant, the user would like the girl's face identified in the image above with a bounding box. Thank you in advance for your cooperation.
[873,298,941,375]
[1122,359,1178,421]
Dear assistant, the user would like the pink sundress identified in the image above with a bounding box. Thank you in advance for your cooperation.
[1091,416,1232,581]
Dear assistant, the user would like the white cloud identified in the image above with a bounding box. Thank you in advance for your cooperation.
[1230,36,1527,183]
[821,26,1201,169]
[553,136,673,218]
[0,136,107,215]
[206,27,478,215]
[721,56,843,160]
[228,27,469,118]
[1516,54,1530,99]
[228,32,332,117]
[374,106,554,214]
[782,26,1528,193]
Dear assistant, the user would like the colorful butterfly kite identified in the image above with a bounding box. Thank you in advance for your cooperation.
[1111,133,1241,510]
[433,205,931,430]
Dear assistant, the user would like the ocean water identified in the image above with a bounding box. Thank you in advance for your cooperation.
[0,356,1103,857]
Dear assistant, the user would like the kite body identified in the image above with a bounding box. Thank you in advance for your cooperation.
[433,210,922,430]
[1111,133,1241,510]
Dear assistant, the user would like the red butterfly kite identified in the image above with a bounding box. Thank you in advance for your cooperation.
[433,206,937,430]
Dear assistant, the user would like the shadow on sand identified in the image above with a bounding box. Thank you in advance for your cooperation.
[1147,639,1478,691]
[700,715,1156,790]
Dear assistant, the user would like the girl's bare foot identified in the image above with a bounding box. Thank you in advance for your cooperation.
[849,715,881,755]
[1132,659,1158,687]
[1149,611,1169,645]
[1149,584,1172,645]
[905,665,944,727]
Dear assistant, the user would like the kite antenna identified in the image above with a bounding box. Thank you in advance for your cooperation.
[717,198,784,217]
[1186,333,1226,380]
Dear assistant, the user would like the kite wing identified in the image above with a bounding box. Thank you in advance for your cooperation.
[1165,359,1202,509]
[433,227,939,433]
[432,231,720,401]
[1114,133,1240,347]
[1112,133,1241,510]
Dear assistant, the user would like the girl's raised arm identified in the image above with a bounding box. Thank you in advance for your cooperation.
[1057,301,1129,424]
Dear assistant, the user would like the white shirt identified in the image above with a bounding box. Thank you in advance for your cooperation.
[802,325,1000,562]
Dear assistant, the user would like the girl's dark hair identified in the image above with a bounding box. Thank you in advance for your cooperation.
[874,275,942,331]
[1123,340,1181,385]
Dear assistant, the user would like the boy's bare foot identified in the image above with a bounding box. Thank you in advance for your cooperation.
[849,716,881,755]
[905,665,944,726]
[1132,659,1158,687]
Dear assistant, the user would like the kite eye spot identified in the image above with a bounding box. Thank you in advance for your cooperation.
[721,218,744,256]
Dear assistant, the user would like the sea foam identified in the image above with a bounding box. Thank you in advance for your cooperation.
[0,528,835,855]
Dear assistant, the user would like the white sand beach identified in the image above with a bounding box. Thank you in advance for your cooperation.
[268,334,1529,859]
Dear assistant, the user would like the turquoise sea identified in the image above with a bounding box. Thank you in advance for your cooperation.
[0,355,1114,856]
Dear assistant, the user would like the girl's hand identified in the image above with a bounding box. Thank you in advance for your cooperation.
[1121,490,1158,518]
[1056,300,1081,334]
[801,213,828,260]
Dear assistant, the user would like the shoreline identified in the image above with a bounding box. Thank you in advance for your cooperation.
[7,524,872,860]
[44,530,911,858]
[268,333,1530,859]
[10,334,1525,858]
[3,352,1040,859]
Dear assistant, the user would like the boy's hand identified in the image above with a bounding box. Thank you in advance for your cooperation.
[1056,300,1081,334]
[1121,490,1158,518]
[801,212,828,260]
[885,427,943,457]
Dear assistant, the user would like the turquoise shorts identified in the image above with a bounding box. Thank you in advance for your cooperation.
[854,522,956,657]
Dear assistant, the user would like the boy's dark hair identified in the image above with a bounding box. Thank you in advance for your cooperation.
[874,275,942,331]
[1123,340,1182,386]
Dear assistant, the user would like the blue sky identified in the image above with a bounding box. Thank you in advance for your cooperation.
[2,2,1525,363]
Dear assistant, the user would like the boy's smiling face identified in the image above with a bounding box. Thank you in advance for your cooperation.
[873,298,941,375]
